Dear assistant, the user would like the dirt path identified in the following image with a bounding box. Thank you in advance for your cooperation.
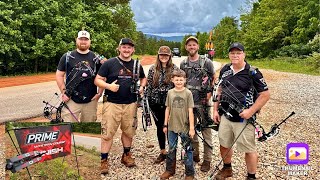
[0,55,156,88]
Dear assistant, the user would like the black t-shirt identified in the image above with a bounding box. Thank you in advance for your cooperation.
[218,62,268,122]
[57,50,101,103]
[97,57,146,104]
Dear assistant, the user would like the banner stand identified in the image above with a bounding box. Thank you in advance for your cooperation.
[6,123,80,179]
[70,123,80,177]
[6,128,32,180]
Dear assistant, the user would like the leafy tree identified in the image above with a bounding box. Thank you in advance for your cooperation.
[212,17,240,58]
[0,0,137,75]
[240,0,319,58]
[0,0,22,74]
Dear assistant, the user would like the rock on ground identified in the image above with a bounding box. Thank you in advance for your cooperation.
[101,70,320,180]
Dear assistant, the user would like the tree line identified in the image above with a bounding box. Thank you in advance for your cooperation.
[181,0,319,62]
[1,0,319,75]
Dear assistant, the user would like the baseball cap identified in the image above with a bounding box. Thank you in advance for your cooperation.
[158,46,171,55]
[77,30,90,40]
[119,38,134,46]
[185,36,198,45]
[229,42,245,52]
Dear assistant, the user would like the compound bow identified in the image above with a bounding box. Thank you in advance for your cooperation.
[43,57,100,123]
[212,79,295,141]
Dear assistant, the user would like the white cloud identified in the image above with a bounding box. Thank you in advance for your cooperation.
[130,0,247,35]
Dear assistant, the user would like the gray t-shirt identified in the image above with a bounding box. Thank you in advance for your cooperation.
[180,56,215,104]
[165,88,194,133]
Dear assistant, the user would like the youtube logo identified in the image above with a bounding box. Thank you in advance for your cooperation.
[286,143,309,165]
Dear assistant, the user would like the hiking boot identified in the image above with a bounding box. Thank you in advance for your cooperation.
[101,159,108,174]
[160,171,174,180]
[154,153,166,164]
[200,160,211,172]
[215,167,233,180]
[193,154,200,163]
[121,152,136,167]
[185,175,194,180]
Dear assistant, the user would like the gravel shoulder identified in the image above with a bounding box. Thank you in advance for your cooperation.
[101,69,320,180]
[1,68,319,179]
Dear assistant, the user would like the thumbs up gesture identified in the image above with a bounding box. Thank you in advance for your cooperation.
[108,80,120,92]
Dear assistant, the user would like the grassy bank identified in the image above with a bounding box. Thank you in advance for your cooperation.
[215,56,320,76]
[6,129,100,180]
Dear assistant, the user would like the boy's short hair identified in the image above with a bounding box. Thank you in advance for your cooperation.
[171,69,186,78]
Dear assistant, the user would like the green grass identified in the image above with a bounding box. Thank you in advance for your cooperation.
[9,158,82,180]
[6,128,97,180]
[214,57,320,76]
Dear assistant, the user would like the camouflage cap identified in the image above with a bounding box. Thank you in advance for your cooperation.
[158,46,171,55]
[185,36,198,45]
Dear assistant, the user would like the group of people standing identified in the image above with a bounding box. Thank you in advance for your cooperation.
[56,30,269,180]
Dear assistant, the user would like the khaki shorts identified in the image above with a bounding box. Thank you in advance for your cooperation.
[61,99,97,122]
[218,115,256,152]
[101,102,137,140]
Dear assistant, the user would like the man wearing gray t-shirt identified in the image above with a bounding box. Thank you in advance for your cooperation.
[180,36,216,172]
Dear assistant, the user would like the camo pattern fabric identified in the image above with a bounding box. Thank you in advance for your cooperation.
[146,64,178,105]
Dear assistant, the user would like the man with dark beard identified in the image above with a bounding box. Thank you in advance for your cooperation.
[56,30,104,122]
[180,36,216,172]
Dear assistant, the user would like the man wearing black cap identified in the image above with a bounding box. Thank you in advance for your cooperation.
[180,36,216,172]
[213,42,270,179]
[95,38,147,174]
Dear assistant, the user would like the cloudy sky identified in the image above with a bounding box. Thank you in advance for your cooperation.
[130,0,249,36]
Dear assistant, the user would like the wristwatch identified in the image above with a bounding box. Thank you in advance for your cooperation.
[163,124,168,128]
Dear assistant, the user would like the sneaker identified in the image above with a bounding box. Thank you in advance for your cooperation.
[101,159,108,174]
[160,171,174,180]
[121,152,136,167]
[200,160,211,172]
[193,154,200,163]
[154,153,166,164]
[215,166,233,180]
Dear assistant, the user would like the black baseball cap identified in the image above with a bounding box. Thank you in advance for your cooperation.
[119,38,134,46]
[229,42,245,52]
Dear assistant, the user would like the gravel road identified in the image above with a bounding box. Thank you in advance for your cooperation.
[2,62,319,179]
[101,70,320,180]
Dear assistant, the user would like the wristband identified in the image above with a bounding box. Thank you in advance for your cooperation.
[163,124,168,128]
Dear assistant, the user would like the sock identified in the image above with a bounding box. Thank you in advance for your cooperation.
[124,147,131,155]
[247,173,256,179]
[101,153,108,160]
[223,163,232,168]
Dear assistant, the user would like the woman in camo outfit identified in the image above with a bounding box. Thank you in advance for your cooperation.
[146,46,178,163]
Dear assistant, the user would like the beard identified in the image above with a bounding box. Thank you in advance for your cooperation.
[188,49,198,57]
[120,51,133,59]
[76,43,90,51]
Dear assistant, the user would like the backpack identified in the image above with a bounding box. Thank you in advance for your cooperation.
[182,55,211,91]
